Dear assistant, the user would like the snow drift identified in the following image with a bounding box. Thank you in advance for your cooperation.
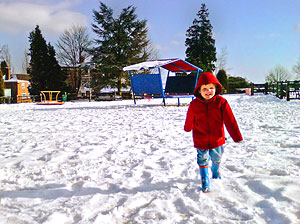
[0,94,299,223]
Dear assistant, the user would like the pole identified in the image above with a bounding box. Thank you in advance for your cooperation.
[286,81,290,101]
[88,68,91,102]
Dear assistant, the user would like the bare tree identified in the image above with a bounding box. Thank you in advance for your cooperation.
[56,24,92,66]
[265,65,292,82]
[22,50,30,73]
[56,25,92,93]
[215,47,228,73]
[293,56,300,79]
[0,45,11,67]
[142,41,160,60]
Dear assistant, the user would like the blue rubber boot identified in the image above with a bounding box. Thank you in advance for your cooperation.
[211,163,221,179]
[200,167,210,193]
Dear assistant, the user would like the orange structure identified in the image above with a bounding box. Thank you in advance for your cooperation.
[4,79,32,103]
[36,91,64,105]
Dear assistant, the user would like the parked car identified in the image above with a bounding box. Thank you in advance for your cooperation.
[94,92,121,101]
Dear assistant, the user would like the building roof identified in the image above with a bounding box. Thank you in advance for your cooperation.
[123,58,202,73]
[4,79,30,83]
[4,73,30,83]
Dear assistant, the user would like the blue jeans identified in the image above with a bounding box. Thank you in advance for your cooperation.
[197,145,224,167]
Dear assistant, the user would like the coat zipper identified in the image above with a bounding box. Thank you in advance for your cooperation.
[206,103,211,149]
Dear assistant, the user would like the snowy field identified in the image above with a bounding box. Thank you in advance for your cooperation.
[0,94,300,224]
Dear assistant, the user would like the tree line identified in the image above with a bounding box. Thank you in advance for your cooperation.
[25,2,219,96]
[2,1,300,98]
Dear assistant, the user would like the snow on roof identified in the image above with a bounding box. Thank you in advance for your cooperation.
[123,58,202,73]
[123,59,176,71]
[4,79,29,83]
[4,74,30,83]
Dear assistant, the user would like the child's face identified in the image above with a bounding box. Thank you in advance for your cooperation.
[199,83,216,101]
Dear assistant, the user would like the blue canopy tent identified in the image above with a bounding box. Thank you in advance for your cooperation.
[123,58,203,106]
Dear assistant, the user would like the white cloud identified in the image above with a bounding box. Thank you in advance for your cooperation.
[175,32,185,38]
[152,44,168,51]
[170,40,181,46]
[254,33,280,40]
[295,23,300,31]
[0,0,88,34]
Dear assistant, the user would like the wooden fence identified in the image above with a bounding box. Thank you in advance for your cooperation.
[250,81,300,101]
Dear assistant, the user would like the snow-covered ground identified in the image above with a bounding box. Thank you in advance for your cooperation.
[0,94,299,224]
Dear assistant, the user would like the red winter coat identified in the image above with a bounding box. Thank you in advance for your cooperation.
[184,72,243,149]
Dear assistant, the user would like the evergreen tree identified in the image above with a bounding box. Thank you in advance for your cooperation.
[185,3,217,72]
[216,69,228,93]
[1,61,8,79]
[46,43,66,90]
[28,25,66,95]
[0,64,4,96]
[91,2,149,94]
[227,76,250,93]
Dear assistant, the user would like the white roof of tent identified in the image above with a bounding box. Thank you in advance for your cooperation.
[123,59,178,71]
[123,58,202,73]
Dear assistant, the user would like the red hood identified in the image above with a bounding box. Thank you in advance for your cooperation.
[194,72,222,98]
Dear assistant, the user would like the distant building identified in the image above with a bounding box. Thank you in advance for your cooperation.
[3,67,32,103]
[62,63,95,98]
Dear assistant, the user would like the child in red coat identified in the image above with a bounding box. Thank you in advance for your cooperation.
[184,72,243,193]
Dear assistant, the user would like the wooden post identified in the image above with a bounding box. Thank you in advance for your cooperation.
[286,81,290,101]
[279,82,284,99]
[264,82,268,95]
[250,82,254,95]
[297,81,300,99]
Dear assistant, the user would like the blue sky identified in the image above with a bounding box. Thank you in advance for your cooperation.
[0,0,300,83]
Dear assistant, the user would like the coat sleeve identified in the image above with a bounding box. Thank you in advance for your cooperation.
[184,104,194,132]
[222,101,243,142]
